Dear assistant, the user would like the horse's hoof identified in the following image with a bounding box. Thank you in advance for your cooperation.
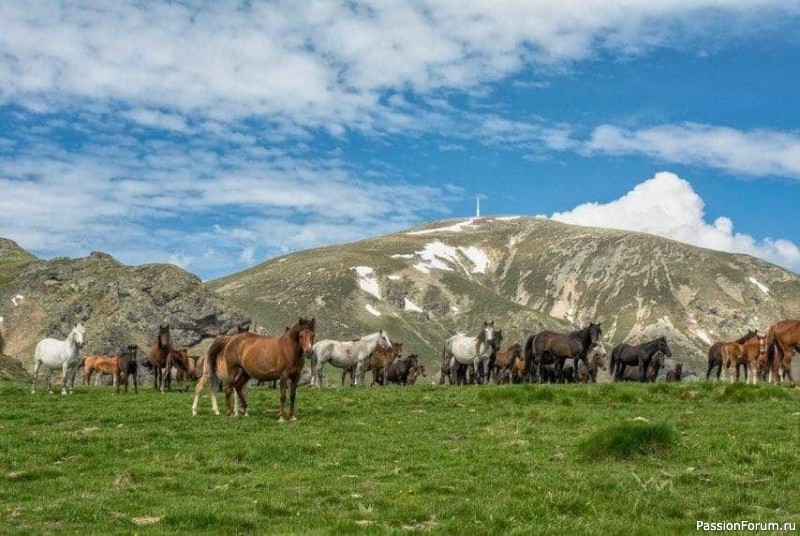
[278,416,286,423]
[290,415,297,422]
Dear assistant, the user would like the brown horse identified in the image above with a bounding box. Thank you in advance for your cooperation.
[611,337,671,382]
[706,341,726,380]
[527,323,602,383]
[489,343,523,384]
[147,325,173,392]
[708,330,759,383]
[665,363,683,382]
[366,342,403,386]
[726,333,765,384]
[763,319,800,385]
[408,363,426,385]
[193,317,315,421]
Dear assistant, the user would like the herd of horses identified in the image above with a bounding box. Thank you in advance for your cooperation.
[23,316,800,421]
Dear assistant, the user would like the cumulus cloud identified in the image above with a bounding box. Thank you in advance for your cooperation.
[587,123,800,179]
[551,172,800,273]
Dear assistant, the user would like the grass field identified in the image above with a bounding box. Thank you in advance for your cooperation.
[0,380,798,534]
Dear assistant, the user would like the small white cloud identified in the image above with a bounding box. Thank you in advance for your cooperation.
[551,172,800,273]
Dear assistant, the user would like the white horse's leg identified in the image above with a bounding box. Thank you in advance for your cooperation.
[354,361,364,386]
[313,357,325,388]
[69,363,78,393]
[473,356,481,385]
[61,362,70,395]
[31,359,41,394]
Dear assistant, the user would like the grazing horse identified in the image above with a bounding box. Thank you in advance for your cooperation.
[665,363,683,382]
[165,347,194,389]
[441,321,497,385]
[488,342,522,384]
[763,319,800,385]
[366,342,403,386]
[611,336,671,382]
[527,322,603,383]
[706,341,726,381]
[147,325,173,392]
[311,330,392,387]
[192,317,316,421]
[408,364,426,385]
[32,323,86,395]
[117,345,139,394]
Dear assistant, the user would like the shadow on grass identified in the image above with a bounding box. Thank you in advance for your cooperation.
[577,421,678,460]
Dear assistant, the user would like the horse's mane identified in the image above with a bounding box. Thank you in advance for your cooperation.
[735,330,757,344]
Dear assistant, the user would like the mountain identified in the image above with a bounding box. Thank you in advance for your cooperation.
[210,217,800,374]
[0,240,249,372]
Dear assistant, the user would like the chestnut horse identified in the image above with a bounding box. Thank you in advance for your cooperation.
[722,332,765,384]
[366,341,403,386]
[488,342,523,384]
[665,363,683,382]
[763,319,800,385]
[147,325,172,392]
[192,317,315,421]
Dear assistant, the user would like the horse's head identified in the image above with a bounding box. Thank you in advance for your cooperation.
[158,325,171,350]
[675,363,683,375]
[127,344,138,358]
[511,342,523,359]
[392,342,403,357]
[588,322,602,346]
[656,336,672,357]
[481,321,495,345]
[297,317,316,355]
[491,329,503,352]
[377,329,392,350]
[237,320,252,333]
[72,323,86,349]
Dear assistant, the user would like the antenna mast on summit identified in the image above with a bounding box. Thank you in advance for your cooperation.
[476,196,480,218]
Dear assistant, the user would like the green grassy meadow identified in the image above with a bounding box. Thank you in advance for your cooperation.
[0,381,798,534]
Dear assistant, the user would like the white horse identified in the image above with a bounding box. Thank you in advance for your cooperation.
[441,321,496,385]
[311,330,392,387]
[32,323,86,395]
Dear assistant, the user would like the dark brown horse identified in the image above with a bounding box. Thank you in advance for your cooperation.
[620,352,664,382]
[665,362,683,382]
[117,345,139,394]
[763,319,800,385]
[147,325,173,392]
[379,354,420,385]
[192,317,316,420]
[526,323,602,383]
[611,336,671,382]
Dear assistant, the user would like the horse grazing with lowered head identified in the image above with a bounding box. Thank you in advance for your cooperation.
[611,336,671,382]
[32,323,86,395]
[526,322,603,383]
[441,321,498,385]
[192,317,316,421]
[763,319,800,385]
[311,330,392,387]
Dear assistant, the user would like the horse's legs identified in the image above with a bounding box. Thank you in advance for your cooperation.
[69,364,78,393]
[223,379,236,417]
[288,377,298,421]
[234,379,248,417]
[278,378,288,422]
[31,360,41,394]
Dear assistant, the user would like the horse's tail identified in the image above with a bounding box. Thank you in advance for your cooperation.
[762,324,777,375]
[609,346,617,375]
[524,334,536,377]
[206,335,231,382]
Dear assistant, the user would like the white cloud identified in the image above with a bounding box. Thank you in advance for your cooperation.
[551,171,800,272]
[587,123,800,179]
[0,2,795,131]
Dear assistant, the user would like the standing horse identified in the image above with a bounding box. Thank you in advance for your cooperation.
[763,319,800,385]
[440,321,497,385]
[721,332,765,383]
[665,363,683,382]
[610,336,671,382]
[366,341,403,386]
[117,345,139,394]
[488,342,522,384]
[311,330,392,387]
[147,324,172,392]
[31,323,86,395]
[192,317,315,421]
[527,323,602,383]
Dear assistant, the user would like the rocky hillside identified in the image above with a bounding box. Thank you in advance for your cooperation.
[210,217,800,374]
[0,239,249,371]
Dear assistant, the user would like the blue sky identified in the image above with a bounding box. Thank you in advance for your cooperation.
[1,1,799,280]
